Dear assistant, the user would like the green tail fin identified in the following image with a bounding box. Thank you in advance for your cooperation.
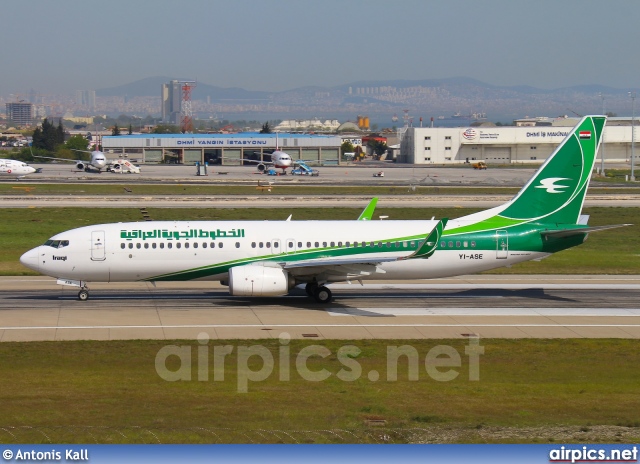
[498,115,606,225]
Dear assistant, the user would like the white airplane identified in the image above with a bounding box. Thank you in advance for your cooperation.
[243,133,293,173]
[35,149,108,172]
[0,159,37,177]
[20,116,629,302]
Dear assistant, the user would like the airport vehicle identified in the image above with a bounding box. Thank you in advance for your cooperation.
[20,116,628,303]
[35,149,109,172]
[472,161,488,170]
[0,159,37,177]
[373,171,385,177]
[290,161,319,176]
[106,159,141,174]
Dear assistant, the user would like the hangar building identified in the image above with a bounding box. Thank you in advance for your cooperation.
[101,133,359,165]
[398,118,639,165]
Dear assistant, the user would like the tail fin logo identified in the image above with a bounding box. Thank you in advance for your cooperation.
[535,177,571,194]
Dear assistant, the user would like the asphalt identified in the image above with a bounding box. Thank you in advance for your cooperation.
[1,275,639,341]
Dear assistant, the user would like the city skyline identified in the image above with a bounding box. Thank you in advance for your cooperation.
[2,0,639,97]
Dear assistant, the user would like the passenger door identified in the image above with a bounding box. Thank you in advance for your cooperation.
[91,230,106,261]
[496,230,508,259]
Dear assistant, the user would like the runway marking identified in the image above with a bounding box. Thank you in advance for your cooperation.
[327,307,640,316]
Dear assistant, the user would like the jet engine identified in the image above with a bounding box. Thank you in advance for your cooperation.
[228,264,294,296]
[75,162,86,171]
[257,164,266,172]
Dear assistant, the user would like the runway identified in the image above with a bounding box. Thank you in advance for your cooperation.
[1,275,639,341]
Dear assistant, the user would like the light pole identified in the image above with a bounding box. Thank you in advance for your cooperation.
[600,92,605,175]
[631,91,636,181]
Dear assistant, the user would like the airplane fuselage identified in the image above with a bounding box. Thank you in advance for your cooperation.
[0,159,37,176]
[20,219,571,285]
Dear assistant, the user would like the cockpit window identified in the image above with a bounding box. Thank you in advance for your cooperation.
[44,240,69,248]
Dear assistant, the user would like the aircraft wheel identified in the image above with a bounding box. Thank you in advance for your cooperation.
[305,283,317,297]
[78,290,89,301]
[314,286,332,303]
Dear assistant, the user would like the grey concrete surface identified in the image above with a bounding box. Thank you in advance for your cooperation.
[1,275,639,341]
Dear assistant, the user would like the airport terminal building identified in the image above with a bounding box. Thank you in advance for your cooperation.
[101,133,356,165]
[398,119,638,165]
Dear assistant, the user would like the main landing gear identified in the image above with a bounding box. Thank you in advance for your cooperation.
[78,286,90,301]
[305,283,332,303]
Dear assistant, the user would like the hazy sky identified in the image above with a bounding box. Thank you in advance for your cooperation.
[2,0,639,95]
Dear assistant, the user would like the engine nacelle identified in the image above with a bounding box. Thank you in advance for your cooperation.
[257,163,266,172]
[75,162,86,171]
[228,264,294,297]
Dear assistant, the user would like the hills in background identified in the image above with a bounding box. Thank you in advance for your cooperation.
[96,76,639,124]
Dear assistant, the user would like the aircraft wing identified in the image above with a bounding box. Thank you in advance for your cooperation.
[541,223,631,239]
[357,198,378,220]
[241,158,273,165]
[33,155,83,163]
[273,219,448,280]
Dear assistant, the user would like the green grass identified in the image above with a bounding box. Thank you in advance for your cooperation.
[1,339,640,443]
[2,207,639,275]
[1,183,639,196]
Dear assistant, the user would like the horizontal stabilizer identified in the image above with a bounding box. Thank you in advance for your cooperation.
[541,223,631,239]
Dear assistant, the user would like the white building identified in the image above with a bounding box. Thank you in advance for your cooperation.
[399,119,639,165]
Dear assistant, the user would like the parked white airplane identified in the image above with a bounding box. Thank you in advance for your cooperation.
[20,116,628,302]
[243,133,293,173]
[0,159,37,177]
[35,149,108,172]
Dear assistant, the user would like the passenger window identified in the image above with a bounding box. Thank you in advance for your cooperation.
[176,243,181,249]
[289,241,294,248]
[259,242,263,248]
[463,241,468,248]
[378,242,383,247]
[315,242,319,247]
[168,243,172,249]
[274,242,278,249]
[235,242,240,248]
[471,241,476,248]
[252,242,256,248]
[185,243,189,249]
[346,242,350,247]
[160,243,165,249]
[121,243,125,249]
[152,243,157,249]
[266,242,271,248]
[144,243,149,249]
[330,242,335,247]
[136,243,141,249]
[386,242,391,248]
[307,242,311,248]
[441,241,446,248]
[338,242,343,247]
[193,243,198,249]
[218,242,223,248]
[211,242,215,248]
[456,241,461,248]
[297,242,302,248]
[202,243,207,248]
[448,241,453,248]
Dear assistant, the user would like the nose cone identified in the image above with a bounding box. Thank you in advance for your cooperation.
[27,166,36,174]
[20,248,39,272]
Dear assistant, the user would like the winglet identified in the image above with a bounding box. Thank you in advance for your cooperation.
[400,218,448,260]
[357,197,378,221]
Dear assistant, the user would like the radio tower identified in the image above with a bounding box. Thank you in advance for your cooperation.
[180,80,197,133]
